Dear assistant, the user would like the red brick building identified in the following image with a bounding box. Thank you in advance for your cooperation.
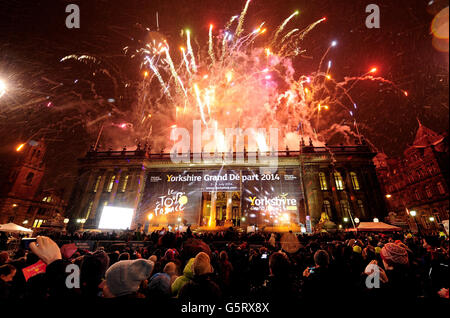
[375,122,449,232]
[0,140,66,227]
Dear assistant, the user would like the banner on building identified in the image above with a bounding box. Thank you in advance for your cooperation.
[138,167,304,226]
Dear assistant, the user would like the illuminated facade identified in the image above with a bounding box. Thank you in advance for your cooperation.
[67,142,387,232]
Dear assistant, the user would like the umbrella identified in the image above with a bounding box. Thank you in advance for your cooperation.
[0,223,33,234]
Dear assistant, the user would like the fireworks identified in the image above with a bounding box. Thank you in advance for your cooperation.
[56,0,407,152]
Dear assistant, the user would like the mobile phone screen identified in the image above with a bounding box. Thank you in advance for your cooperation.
[21,238,37,250]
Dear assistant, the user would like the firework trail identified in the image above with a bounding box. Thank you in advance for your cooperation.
[54,0,406,153]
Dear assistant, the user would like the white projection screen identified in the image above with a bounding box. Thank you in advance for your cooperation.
[98,206,134,230]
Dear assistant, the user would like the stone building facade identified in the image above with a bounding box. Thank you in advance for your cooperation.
[67,141,387,232]
[375,122,449,232]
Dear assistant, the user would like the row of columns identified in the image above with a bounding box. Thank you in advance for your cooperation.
[207,191,234,227]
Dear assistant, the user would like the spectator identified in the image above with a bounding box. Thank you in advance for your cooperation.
[102,259,154,299]
[178,252,221,303]
[0,251,9,265]
[0,264,16,300]
[171,258,195,297]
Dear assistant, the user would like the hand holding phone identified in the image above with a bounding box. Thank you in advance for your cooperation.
[21,238,37,250]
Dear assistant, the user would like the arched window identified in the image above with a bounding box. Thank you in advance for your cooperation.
[25,172,34,185]
[323,200,332,216]
[334,171,344,190]
[350,172,360,190]
[319,172,328,190]
[340,200,351,217]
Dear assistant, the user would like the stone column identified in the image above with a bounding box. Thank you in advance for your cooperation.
[209,191,217,227]
[89,171,107,221]
[225,192,233,226]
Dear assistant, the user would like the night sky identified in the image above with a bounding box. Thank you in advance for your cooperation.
[0,0,448,199]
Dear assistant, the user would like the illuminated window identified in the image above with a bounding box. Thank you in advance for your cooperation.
[334,172,344,190]
[357,200,366,217]
[33,219,43,228]
[93,176,102,193]
[350,172,360,190]
[120,175,130,192]
[340,200,351,217]
[437,182,445,195]
[319,172,328,190]
[107,175,116,192]
[323,200,332,215]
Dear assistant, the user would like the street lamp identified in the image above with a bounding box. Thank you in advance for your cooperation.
[354,217,360,224]
[343,217,349,223]
[63,218,70,224]
[410,210,417,217]
[373,218,379,223]
[429,216,435,222]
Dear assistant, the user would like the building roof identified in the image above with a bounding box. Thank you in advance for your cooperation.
[412,120,444,148]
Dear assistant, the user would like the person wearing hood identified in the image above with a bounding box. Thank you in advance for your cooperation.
[102,259,154,299]
[171,258,195,297]
[178,252,221,303]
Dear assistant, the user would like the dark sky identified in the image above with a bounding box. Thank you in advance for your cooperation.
[0,0,448,198]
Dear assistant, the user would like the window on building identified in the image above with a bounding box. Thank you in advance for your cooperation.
[25,172,34,185]
[437,182,446,195]
[350,172,360,190]
[334,171,345,190]
[106,175,116,193]
[340,200,351,217]
[357,200,366,217]
[323,200,332,216]
[120,175,130,192]
[425,187,433,198]
[33,219,44,228]
[93,175,102,193]
[415,190,421,201]
[319,172,328,190]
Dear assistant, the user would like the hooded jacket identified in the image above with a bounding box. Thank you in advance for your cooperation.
[171,258,195,297]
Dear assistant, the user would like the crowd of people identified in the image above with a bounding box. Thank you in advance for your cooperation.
[0,228,448,309]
